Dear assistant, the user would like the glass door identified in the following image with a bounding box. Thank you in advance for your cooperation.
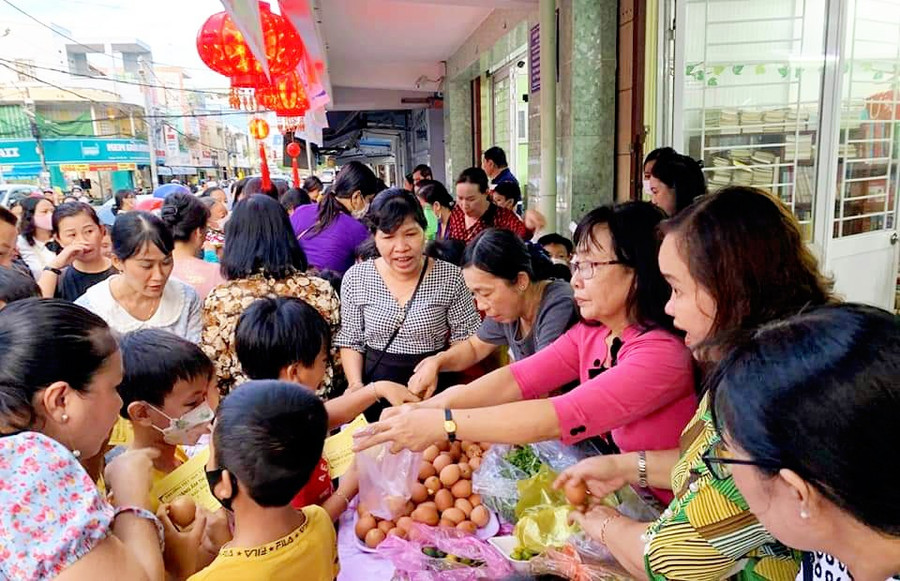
[822,0,900,310]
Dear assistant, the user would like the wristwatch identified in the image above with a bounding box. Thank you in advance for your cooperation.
[443,409,457,443]
[43,266,62,275]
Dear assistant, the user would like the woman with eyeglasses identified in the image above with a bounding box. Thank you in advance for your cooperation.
[711,303,900,581]
[353,202,698,505]
[554,186,834,580]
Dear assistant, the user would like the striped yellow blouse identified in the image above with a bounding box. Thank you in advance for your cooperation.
[643,392,800,580]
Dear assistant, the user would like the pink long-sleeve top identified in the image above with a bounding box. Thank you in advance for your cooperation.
[510,322,697,503]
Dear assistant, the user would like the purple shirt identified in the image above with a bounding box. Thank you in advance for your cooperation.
[290,204,370,275]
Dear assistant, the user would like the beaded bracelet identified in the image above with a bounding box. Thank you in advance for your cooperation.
[599,512,623,546]
[114,505,165,550]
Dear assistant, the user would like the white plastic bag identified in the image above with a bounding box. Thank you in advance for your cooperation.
[356,442,423,520]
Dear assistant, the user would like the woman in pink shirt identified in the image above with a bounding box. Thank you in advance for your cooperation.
[354,202,697,504]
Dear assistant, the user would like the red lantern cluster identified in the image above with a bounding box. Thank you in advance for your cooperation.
[257,69,310,117]
[196,1,302,88]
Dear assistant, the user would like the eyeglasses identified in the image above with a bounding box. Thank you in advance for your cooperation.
[569,259,623,280]
[702,440,781,480]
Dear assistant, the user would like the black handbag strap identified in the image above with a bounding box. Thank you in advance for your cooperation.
[369,258,430,373]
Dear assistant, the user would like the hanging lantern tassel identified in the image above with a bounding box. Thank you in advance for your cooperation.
[286,141,302,188]
[259,142,272,191]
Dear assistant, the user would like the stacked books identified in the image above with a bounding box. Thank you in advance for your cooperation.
[709,156,733,189]
[750,150,778,190]
[740,110,763,134]
[763,109,787,133]
[785,134,814,162]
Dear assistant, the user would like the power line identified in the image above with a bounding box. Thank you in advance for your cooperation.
[162,121,230,154]
[0,56,230,97]
[0,0,213,73]
[0,61,99,103]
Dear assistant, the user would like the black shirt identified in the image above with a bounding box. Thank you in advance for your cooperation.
[56,265,118,302]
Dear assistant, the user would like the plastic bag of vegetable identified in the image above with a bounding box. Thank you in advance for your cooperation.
[379,523,514,580]
[471,444,534,522]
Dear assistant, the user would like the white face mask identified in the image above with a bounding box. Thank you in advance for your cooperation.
[148,402,214,446]
[642,179,653,197]
[351,201,370,220]
[550,257,569,266]
[214,212,230,231]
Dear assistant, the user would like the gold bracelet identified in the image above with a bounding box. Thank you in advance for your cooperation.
[599,512,623,545]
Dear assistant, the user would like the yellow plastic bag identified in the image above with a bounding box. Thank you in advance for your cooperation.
[513,465,578,553]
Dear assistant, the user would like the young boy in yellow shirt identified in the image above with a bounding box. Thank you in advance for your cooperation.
[118,328,216,510]
[234,296,418,520]
[190,380,337,581]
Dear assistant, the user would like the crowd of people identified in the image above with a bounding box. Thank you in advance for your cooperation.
[0,144,897,581]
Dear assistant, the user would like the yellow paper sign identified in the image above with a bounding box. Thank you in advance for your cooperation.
[108,417,134,446]
[151,447,222,513]
[322,414,368,479]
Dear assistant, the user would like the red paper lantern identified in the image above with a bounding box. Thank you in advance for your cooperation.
[256,69,310,117]
[286,141,301,158]
[196,1,303,88]
[249,118,270,140]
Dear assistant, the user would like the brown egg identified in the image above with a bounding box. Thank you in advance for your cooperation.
[458,462,472,479]
[411,505,439,526]
[469,493,482,507]
[396,516,414,532]
[365,528,386,549]
[419,501,437,511]
[423,444,440,463]
[454,497,473,517]
[456,520,478,534]
[403,501,416,517]
[439,518,456,529]
[377,520,395,534]
[433,453,454,473]
[168,496,196,528]
[479,442,491,451]
[439,464,461,487]
[470,505,490,527]
[419,461,437,481]
[466,446,483,459]
[356,514,377,540]
[468,456,482,470]
[449,441,462,460]
[387,527,406,539]
[424,475,442,494]
[411,482,429,503]
[385,495,408,517]
[564,480,589,507]
[436,440,450,452]
[434,488,454,512]
[460,440,475,454]
[450,478,472,498]
[442,507,466,525]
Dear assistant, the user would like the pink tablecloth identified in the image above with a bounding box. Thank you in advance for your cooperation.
[337,507,396,581]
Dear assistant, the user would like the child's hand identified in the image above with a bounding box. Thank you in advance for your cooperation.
[372,381,421,407]
[104,448,159,508]
[51,241,94,269]
[201,508,232,555]
[157,502,207,580]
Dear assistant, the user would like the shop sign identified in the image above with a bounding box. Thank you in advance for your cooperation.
[0,138,151,165]
[59,163,138,172]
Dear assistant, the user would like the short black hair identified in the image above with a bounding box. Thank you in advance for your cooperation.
[280,188,311,213]
[201,187,226,199]
[456,167,489,194]
[0,205,16,227]
[369,191,427,234]
[302,176,323,193]
[161,192,210,242]
[419,180,454,210]
[537,233,574,255]
[315,269,342,295]
[52,202,101,235]
[241,177,280,201]
[214,380,328,507]
[425,239,465,266]
[412,164,433,179]
[117,329,214,419]
[235,297,331,382]
[355,237,379,261]
[0,267,40,305]
[483,146,508,168]
[111,211,174,261]
[493,181,521,204]
[650,152,707,215]
[463,228,554,282]
[222,194,308,280]
[643,147,677,167]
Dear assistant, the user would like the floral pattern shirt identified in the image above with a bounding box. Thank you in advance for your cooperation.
[200,272,343,398]
[0,431,113,581]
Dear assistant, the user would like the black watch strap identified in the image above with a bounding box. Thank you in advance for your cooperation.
[443,408,457,442]
[43,266,62,275]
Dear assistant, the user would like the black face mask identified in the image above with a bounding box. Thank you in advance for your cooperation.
[205,467,238,511]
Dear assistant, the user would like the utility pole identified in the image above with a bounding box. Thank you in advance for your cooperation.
[138,57,159,189]
[21,96,50,188]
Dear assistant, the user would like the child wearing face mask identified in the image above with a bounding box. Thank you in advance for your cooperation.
[117,329,217,511]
